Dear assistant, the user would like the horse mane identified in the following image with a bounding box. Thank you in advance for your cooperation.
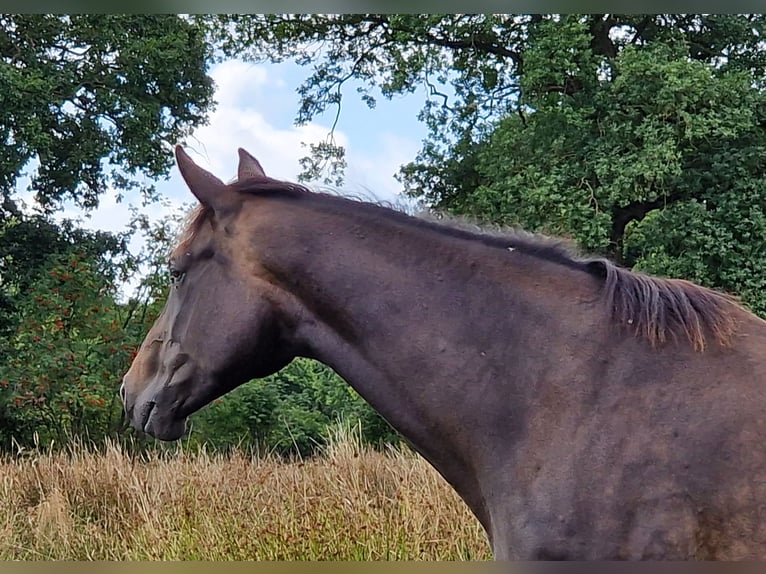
[179,179,742,351]
[415,214,742,350]
[587,259,739,351]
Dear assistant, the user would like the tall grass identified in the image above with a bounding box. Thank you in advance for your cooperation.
[0,424,491,560]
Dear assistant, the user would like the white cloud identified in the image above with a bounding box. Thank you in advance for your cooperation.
[208,60,276,108]
[167,61,349,193]
[183,107,347,186]
[178,60,413,204]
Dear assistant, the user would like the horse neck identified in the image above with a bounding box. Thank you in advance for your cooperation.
[255,196,598,521]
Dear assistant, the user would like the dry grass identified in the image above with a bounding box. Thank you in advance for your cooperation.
[0,427,491,560]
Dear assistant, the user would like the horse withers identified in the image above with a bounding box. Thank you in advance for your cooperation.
[121,146,766,560]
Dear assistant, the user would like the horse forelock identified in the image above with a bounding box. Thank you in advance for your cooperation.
[175,204,212,251]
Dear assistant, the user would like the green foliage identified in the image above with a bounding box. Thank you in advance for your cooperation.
[0,208,129,315]
[0,249,132,447]
[0,204,168,450]
[0,14,398,456]
[1,14,214,210]
[185,358,399,458]
[466,17,766,315]
[1,13,215,443]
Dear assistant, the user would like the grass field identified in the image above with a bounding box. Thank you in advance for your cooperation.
[0,428,491,560]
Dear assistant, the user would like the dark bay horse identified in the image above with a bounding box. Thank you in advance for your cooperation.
[121,146,766,560]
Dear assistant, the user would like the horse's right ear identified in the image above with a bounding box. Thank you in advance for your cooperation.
[238,148,267,181]
[175,146,238,214]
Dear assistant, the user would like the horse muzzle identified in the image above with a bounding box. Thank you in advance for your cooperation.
[120,376,188,441]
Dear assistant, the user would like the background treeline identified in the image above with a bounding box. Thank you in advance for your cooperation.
[3,14,766,455]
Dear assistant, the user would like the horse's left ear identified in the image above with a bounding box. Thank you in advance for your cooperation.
[175,146,239,214]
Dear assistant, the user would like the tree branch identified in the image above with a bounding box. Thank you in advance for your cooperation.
[589,14,618,59]
[609,190,686,263]
[630,15,653,45]
[361,15,522,66]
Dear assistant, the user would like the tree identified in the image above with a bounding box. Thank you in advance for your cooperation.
[205,14,766,315]
[470,25,766,314]
[1,14,214,211]
[203,14,527,185]
[0,15,216,448]
[0,204,129,336]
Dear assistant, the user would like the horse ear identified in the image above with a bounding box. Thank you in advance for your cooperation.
[175,146,237,213]
[237,148,267,181]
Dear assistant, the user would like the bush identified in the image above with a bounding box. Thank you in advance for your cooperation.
[0,251,136,448]
[184,358,400,458]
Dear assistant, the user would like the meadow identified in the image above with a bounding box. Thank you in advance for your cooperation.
[0,428,491,560]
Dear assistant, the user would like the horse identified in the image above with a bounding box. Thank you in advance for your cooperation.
[121,146,766,560]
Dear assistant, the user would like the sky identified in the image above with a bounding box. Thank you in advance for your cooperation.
[15,57,430,293]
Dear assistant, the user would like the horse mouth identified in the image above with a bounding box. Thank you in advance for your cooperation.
[139,398,187,441]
